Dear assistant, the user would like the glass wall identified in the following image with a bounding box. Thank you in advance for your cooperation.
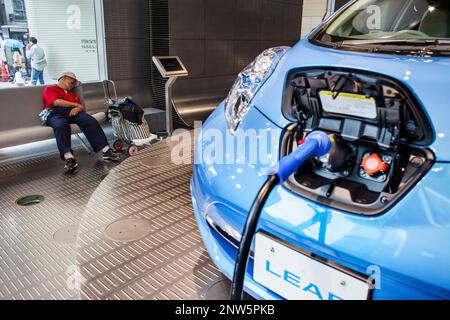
[0,0,105,89]
[301,0,328,38]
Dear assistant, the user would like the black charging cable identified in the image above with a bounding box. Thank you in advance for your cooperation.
[230,174,279,300]
[229,131,332,300]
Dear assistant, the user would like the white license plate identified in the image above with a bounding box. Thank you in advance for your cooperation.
[253,233,370,300]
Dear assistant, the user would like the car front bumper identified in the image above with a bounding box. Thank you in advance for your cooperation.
[191,102,450,300]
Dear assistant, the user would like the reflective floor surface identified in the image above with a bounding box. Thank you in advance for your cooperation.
[0,130,231,300]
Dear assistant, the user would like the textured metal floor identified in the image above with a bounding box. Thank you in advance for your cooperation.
[0,137,119,300]
[76,131,229,300]
[0,130,230,300]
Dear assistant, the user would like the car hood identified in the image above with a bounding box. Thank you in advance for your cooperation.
[253,39,450,161]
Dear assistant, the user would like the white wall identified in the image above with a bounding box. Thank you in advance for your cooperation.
[301,0,328,38]
[24,0,100,82]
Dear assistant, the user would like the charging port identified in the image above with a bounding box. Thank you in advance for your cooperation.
[280,68,435,216]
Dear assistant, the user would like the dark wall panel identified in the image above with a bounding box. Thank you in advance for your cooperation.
[173,75,236,98]
[169,0,205,39]
[283,3,304,41]
[103,0,155,108]
[105,38,151,81]
[261,0,285,41]
[205,40,234,76]
[235,0,262,40]
[104,0,151,79]
[169,0,304,104]
[234,40,262,73]
[205,0,236,39]
[104,0,150,39]
[170,39,205,77]
[103,0,303,122]
[149,0,170,108]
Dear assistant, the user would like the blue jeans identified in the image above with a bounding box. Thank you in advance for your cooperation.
[47,108,109,160]
[31,68,45,86]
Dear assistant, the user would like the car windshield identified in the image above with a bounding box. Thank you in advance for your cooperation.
[319,0,450,43]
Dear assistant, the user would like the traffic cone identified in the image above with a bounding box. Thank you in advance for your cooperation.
[1,62,9,81]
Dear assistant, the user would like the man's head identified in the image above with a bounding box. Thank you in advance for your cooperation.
[29,37,38,45]
[58,72,80,91]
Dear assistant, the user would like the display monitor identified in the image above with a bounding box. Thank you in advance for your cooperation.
[152,56,189,78]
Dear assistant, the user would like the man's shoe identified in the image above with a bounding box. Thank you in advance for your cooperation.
[102,148,121,162]
[64,158,78,175]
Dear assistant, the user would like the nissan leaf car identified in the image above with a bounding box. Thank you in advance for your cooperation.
[191,0,450,300]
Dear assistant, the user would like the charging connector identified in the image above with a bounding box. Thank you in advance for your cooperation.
[230,131,333,300]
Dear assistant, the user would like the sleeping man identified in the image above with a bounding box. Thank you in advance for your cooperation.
[41,72,120,174]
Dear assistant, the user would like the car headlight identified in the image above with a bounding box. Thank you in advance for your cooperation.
[225,46,290,133]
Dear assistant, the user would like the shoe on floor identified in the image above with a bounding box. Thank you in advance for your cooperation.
[64,158,78,175]
[102,148,121,162]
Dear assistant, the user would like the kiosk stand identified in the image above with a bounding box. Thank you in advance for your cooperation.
[152,56,189,135]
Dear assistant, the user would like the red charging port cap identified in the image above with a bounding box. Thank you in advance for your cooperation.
[361,154,389,176]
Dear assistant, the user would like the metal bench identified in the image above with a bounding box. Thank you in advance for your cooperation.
[0,84,107,152]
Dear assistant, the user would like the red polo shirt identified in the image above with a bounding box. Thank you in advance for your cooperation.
[42,85,80,110]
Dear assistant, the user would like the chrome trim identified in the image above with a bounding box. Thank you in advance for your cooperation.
[206,215,240,250]
[205,215,255,260]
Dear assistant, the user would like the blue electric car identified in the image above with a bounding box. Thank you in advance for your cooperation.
[191,0,450,300]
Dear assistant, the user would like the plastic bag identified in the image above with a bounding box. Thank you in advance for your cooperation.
[38,109,53,126]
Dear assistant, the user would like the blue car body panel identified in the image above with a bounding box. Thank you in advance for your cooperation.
[191,35,450,299]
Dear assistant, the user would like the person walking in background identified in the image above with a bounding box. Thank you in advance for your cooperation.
[11,49,24,84]
[26,37,47,86]
[12,49,23,71]
[0,36,10,82]
[0,36,7,75]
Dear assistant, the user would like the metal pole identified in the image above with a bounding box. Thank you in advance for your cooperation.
[0,1,7,26]
[165,76,177,136]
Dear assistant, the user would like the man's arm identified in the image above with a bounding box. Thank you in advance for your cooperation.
[52,99,85,111]
[26,46,35,59]
[53,99,86,117]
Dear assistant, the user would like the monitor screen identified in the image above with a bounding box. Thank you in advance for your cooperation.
[159,58,184,72]
[152,56,188,78]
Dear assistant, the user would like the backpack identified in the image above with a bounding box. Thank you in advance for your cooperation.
[117,98,144,125]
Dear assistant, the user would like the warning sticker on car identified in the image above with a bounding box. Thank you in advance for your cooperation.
[319,91,377,119]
